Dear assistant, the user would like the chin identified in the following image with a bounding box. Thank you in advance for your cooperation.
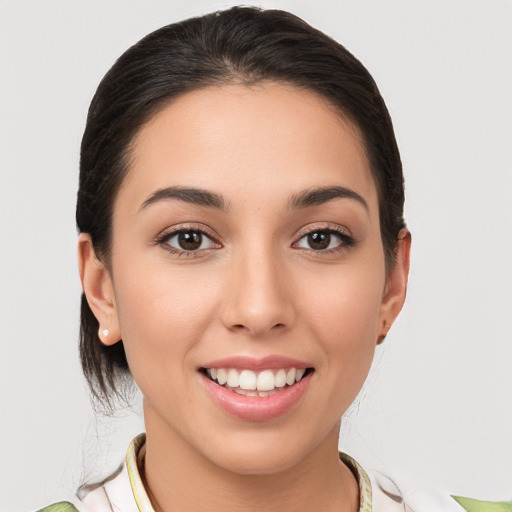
[213,446,305,476]
[202,427,329,477]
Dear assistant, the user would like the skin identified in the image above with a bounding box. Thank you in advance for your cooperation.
[79,82,411,512]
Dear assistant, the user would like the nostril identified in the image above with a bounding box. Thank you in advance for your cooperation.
[233,323,286,331]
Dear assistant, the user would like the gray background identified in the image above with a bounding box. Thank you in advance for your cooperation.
[1,0,511,510]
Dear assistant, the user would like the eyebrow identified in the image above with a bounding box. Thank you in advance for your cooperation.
[288,186,369,212]
[139,186,228,212]
[139,185,367,214]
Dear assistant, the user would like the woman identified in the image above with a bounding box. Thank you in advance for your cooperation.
[36,6,509,512]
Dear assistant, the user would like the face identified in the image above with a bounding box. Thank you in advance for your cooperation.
[83,83,408,475]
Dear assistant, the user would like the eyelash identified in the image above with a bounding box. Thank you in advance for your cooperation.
[293,224,355,254]
[155,225,221,257]
[155,224,355,257]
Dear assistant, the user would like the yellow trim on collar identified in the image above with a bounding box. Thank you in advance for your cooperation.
[126,433,155,512]
[125,433,373,512]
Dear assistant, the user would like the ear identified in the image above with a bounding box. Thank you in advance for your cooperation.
[77,233,121,346]
[377,228,411,342]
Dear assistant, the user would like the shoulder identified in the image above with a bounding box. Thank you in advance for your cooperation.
[453,496,512,512]
[340,452,510,512]
[36,504,79,512]
[35,434,145,512]
[35,462,136,512]
[369,469,511,512]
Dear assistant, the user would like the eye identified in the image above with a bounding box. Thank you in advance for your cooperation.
[294,228,353,252]
[159,229,219,253]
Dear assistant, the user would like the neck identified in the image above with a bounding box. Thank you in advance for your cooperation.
[141,408,359,512]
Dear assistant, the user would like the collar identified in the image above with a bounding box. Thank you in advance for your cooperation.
[125,433,373,512]
[339,451,372,512]
[126,434,154,511]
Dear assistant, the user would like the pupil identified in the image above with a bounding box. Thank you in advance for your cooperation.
[178,231,202,250]
[308,231,330,250]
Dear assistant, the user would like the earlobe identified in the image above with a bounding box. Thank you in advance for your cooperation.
[77,233,121,346]
[378,228,411,341]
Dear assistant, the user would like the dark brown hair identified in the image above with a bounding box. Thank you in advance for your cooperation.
[76,6,405,409]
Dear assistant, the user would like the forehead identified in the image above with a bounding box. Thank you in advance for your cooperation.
[121,82,377,211]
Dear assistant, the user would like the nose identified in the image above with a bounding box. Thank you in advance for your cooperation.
[220,246,295,337]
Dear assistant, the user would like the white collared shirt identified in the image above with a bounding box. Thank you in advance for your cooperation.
[43,434,505,512]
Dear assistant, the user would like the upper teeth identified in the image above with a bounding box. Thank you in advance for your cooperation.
[207,368,306,391]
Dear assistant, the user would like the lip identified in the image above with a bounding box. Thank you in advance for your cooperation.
[200,355,311,371]
[199,359,313,422]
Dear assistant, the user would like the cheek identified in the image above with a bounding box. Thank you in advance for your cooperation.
[301,256,384,332]
[112,261,222,386]
[298,261,385,385]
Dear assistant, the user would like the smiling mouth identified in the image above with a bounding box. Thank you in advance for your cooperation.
[200,367,315,397]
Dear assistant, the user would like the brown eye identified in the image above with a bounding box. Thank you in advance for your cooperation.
[295,228,354,252]
[307,231,331,250]
[161,229,218,253]
[178,231,202,250]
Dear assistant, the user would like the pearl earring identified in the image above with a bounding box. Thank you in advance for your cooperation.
[99,328,109,337]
